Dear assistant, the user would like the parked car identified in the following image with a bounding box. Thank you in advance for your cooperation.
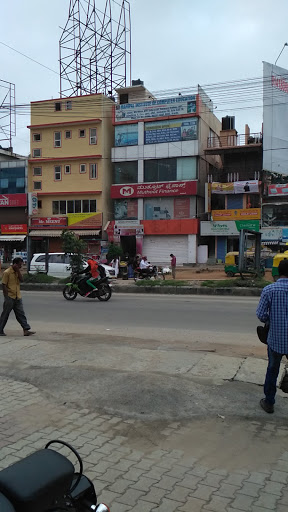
[29,253,116,279]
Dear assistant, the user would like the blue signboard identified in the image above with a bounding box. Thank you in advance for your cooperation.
[115,124,138,146]
[144,118,198,145]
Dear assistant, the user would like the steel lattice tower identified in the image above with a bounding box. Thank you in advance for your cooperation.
[59,0,131,97]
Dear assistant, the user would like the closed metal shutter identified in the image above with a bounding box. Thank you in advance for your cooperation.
[142,235,188,264]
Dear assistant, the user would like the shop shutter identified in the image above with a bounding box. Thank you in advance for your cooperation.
[142,235,188,264]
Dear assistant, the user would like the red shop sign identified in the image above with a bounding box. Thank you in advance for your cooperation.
[31,217,68,229]
[111,181,197,199]
[1,224,27,234]
[0,194,27,207]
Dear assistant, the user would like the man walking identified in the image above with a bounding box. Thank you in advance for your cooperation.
[0,257,35,337]
[170,253,176,279]
[256,259,288,413]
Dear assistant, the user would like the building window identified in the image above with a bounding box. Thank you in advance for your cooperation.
[54,131,61,148]
[53,199,96,215]
[55,102,62,111]
[89,128,97,145]
[114,161,138,184]
[90,163,97,179]
[65,130,71,139]
[33,167,42,176]
[33,181,42,190]
[64,165,71,175]
[32,148,41,158]
[79,129,86,138]
[66,101,72,110]
[80,164,86,174]
[115,124,138,147]
[33,133,41,142]
[144,158,177,182]
[114,199,138,220]
[38,200,42,209]
[54,166,62,181]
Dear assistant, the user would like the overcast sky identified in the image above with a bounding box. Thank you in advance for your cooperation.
[1,0,288,155]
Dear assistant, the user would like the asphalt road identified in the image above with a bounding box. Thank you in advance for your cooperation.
[8,291,261,347]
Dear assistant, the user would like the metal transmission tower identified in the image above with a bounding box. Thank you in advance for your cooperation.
[59,0,131,97]
[0,80,16,149]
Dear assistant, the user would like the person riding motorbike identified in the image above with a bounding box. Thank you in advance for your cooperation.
[79,259,103,297]
[139,256,152,278]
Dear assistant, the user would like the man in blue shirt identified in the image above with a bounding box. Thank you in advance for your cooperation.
[256,259,288,413]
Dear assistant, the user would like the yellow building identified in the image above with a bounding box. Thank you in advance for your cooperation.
[28,93,114,254]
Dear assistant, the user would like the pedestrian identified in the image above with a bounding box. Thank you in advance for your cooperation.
[256,259,288,413]
[0,257,35,337]
[170,253,176,279]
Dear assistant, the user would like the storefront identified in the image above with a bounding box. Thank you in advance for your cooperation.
[0,194,28,262]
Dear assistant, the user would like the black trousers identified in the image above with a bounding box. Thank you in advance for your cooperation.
[0,297,30,333]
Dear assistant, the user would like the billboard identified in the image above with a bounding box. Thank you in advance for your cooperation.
[1,224,27,234]
[115,95,197,123]
[263,61,288,175]
[111,181,197,199]
[212,181,259,194]
[144,118,198,144]
[201,220,260,236]
[67,212,102,229]
[31,217,68,229]
[115,124,138,146]
[268,184,288,196]
[212,209,261,221]
[0,194,27,207]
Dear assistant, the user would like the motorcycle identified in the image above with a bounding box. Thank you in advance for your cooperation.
[63,272,112,302]
[0,439,110,512]
[134,265,164,281]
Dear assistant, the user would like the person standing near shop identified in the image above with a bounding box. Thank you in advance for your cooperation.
[170,253,176,279]
[0,257,35,337]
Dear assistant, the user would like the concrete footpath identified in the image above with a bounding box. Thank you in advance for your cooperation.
[1,332,288,511]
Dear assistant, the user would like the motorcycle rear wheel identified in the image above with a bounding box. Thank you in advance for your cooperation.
[97,283,112,301]
[63,285,78,300]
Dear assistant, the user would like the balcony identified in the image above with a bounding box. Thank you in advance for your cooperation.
[205,133,262,155]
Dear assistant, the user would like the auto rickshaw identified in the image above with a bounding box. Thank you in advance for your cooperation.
[225,251,265,277]
[272,251,288,281]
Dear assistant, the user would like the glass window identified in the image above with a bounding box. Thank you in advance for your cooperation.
[67,200,74,213]
[80,164,86,174]
[52,201,59,214]
[16,177,25,188]
[0,179,8,189]
[66,101,72,110]
[33,133,41,142]
[38,200,42,209]
[33,181,42,190]
[65,165,71,174]
[54,166,62,181]
[82,199,89,213]
[36,255,48,262]
[33,149,41,158]
[176,157,197,180]
[144,198,174,220]
[144,159,177,182]
[75,200,81,213]
[60,201,66,214]
[114,199,138,220]
[55,102,62,111]
[114,161,138,184]
[90,199,97,212]
[54,132,61,148]
[79,129,86,138]
[90,128,97,145]
[262,203,288,227]
[50,254,65,263]
[211,195,225,210]
[115,124,138,147]
[65,131,71,139]
[90,164,97,179]
[33,167,42,176]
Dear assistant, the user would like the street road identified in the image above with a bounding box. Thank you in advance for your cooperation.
[10,291,260,348]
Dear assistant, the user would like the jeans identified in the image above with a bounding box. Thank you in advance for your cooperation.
[0,297,31,333]
[264,346,283,405]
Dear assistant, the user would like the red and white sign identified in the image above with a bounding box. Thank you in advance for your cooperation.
[268,184,288,196]
[31,217,68,229]
[111,181,197,199]
[1,224,27,234]
[0,194,27,207]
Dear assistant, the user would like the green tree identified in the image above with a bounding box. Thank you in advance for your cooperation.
[61,230,87,272]
[106,242,122,263]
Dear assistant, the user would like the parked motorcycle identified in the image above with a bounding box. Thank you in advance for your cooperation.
[0,439,110,512]
[63,273,112,301]
[134,265,164,281]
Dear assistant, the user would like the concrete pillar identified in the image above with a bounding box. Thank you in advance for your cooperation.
[138,159,144,183]
[138,122,144,145]
[138,198,144,220]
[188,235,197,263]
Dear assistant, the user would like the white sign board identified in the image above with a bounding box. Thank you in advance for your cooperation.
[201,221,239,236]
[115,95,197,122]
[261,227,282,241]
[263,61,288,176]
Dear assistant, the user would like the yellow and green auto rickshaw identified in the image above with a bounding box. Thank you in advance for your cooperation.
[225,251,265,277]
[272,251,288,281]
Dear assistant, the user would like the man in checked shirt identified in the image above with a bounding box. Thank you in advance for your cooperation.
[257,259,288,413]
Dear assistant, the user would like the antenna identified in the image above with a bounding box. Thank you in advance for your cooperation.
[275,43,288,66]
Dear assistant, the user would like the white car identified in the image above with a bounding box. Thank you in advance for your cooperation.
[29,253,116,279]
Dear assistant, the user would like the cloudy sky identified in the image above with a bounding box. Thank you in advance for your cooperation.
[1,0,288,155]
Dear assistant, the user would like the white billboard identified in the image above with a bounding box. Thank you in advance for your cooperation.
[263,61,288,175]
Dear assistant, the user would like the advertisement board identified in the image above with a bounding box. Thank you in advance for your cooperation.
[115,95,197,123]
[212,209,261,221]
[115,124,138,146]
[1,224,28,234]
[263,61,288,175]
[67,212,102,229]
[31,217,68,229]
[174,197,190,219]
[111,181,197,199]
[268,184,288,196]
[144,118,198,144]
[261,227,283,241]
[212,181,259,194]
[0,194,27,207]
[201,220,260,236]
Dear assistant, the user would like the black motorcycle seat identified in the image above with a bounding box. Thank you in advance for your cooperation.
[0,449,74,512]
[0,493,15,512]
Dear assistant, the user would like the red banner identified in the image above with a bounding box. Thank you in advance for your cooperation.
[0,194,27,207]
[174,197,190,219]
[1,224,27,234]
[111,181,197,199]
[268,184,288,196]
[31,217,68,229]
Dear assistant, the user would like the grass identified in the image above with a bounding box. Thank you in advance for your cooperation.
[23,273,57,283]
[201,277,271,289]
[135,279,188,287]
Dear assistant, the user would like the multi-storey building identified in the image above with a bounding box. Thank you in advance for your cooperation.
[107,81,221,264]
[201,117,263,261]
[27,94,114,256]
[0,148,28,262]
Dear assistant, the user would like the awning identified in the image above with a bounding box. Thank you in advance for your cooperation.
[29,229,100,237]
[0,235,26,242]
[262,240,280,245]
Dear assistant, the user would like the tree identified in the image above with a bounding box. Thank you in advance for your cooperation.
[106,242,122,263]
[61,230,87,272]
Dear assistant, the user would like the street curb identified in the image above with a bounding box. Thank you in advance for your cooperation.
[21,283,263,296]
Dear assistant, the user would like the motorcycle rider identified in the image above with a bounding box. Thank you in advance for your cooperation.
[79,258,102,297]
[139,256,151,278]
